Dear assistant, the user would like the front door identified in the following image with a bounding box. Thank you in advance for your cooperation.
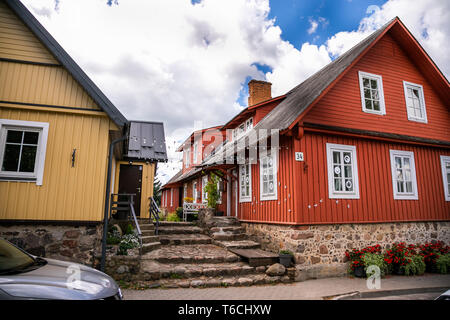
[118,164,142,216]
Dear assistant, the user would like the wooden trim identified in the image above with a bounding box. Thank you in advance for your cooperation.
[0,57,60,67]
[0,101,107,117]
[0,219,101,226]
[303,123,450,148]
[238,218,450,226]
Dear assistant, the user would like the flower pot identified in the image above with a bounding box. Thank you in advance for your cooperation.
[279,254,293,268]
[353,266,366,278]
[214,211,224,216]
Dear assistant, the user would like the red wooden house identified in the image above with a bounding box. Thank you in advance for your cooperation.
[162,18,449,265]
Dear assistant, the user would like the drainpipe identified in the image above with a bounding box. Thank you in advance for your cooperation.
[100,135,128,272]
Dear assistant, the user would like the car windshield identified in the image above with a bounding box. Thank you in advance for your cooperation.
[0,239,35,273]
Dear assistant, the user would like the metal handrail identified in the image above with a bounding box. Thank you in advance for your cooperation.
[129,201,143,253]
[149,196,160,235]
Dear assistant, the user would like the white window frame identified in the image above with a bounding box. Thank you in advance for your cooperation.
[183,183,187,200]
[0,119,49,186]
[202,175,208,203]
[217,179,222,204]
[259,152,278,201]
[326,143,360,199]
[358,71,386,115]
[389,150,418,200]
[170,188,173,206]
[193,181,198,203]
[239,163,252,202]
[185,148,190,168]
[193,141,198,164]
[403,81,427,123]
[440,155,450,201]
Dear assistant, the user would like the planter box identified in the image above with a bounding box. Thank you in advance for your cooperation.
[279,254,293,268]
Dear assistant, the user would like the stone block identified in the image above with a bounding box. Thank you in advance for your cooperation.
[266,263,286,276]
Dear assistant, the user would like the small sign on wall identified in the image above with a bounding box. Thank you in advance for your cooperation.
[295,152,304,161]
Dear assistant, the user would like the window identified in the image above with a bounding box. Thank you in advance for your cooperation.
[170,188,173,206]
[231,117,253,141]
[326,143,360,199]
[259,152,277,200]
[358,71,386,115]
[193,142,198,164]
[202,175,208,203]
[193,181,198,203]
[440,155,450,201]
[403,81,427,123]
[239,163,252,202]
[389,150,418,200]
[185,148,190,168]
[246,118,253,131]
[0,119,49,185]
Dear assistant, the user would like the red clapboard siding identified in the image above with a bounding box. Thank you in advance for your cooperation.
[303,32,450,142]
[291,132,450,224]
[238,136,297,224]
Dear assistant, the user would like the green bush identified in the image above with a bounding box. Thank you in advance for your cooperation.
[205,173,220,209]
[124,223,134,235]
[436,254,450,274]
[106,226,121,245]
[167,212,181,222]
[175,207,183,220]
[403,255,426,276]
[117,234,140,255]
[362,253,388,278]
[280,250,294,255]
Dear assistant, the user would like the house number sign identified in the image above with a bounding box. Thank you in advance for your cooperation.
[295,152,304,161]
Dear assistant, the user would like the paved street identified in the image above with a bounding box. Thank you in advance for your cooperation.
[123,274,450,300]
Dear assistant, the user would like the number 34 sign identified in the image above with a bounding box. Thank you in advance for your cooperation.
[295,152,304,162]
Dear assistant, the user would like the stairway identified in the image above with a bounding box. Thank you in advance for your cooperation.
[208,217,261,250]
[138,221,161,254]
[135,219,293,288]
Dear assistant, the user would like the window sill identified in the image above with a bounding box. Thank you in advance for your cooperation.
[239,197,252,203]
[362,109,385,116]
[393,194,419,200]
[0,177,37,183]
[407,117,427,124]
[260,195,277,201]
[329,193,360,199]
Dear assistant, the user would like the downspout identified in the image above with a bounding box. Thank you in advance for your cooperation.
[100,135,128,272]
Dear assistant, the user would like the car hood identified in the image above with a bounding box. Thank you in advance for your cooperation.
[0,258,119,300]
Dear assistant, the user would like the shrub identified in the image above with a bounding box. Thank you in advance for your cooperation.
[175,207,183,220]
[403,255,426,276]
[117,233,140,255]
[362,252,388,278]
[167,212,181,222]
[106,227,121,245]
[205,173,220,209]
[436,254,450,274]
[345,245,382,275]
[418,241,450,273]
[384,242,417,274]
[280,250,294,255]
[124,223,134,235]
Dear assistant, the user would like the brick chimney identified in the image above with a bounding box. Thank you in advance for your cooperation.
[248,79,272,106]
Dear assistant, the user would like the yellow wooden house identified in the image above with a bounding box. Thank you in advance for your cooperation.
[0,0,167,263]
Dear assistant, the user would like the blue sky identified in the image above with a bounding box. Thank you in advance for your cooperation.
[237,0,388,106]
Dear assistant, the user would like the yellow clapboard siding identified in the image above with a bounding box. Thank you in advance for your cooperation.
[0,61,101,110]
[0,2,59,64]
[0,108,115,221]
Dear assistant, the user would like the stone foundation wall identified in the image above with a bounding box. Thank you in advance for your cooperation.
[242,221,450,267]
[0,223,103,266]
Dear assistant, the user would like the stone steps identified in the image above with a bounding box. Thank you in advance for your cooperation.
[158,226,204,235]
[141,244,240,264]
[210,226,245,234]
[158,221,195,227]
[142,230,156,237]
[207,217,241,227]
[141,242,161,254]
[140,224,155,231]
[159,234,212,245]
[213,240,261,250]
[140,260,264,280]
[136,273,293,289]
[141,235,159,244]
[211,232,247,241]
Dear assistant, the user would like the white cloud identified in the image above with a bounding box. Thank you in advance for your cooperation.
[20,0,449,184]
[308,19,318,34]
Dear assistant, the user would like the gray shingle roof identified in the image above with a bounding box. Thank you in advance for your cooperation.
[127,121,168,162]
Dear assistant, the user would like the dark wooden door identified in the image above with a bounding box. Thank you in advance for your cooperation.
[118,164,142,216]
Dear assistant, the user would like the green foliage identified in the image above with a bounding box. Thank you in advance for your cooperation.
[167,212,181,222]
[117,234,140,255]
[204,173,220,209]
[124,223,134,235]
[279,250,294,255]
[153,167,162,206]
[403,255,426,276]
[106,226,121,245]
[175,207,183,220]
[362,253,388,277]
[436,254,450,274]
